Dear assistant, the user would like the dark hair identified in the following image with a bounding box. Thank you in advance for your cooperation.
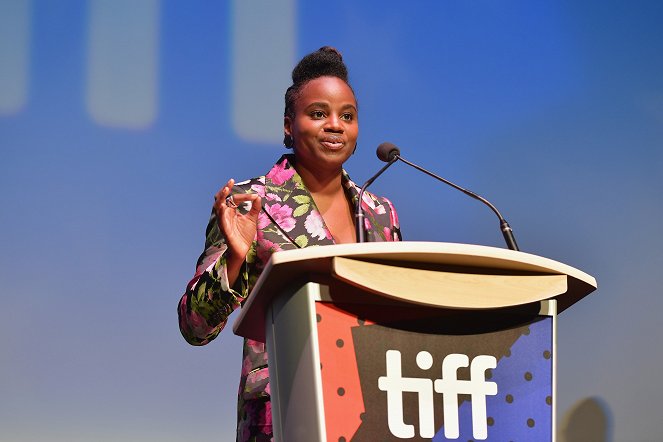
[284,46,355,124]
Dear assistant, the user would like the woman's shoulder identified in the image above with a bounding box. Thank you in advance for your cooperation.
[232,176,265,189]
[366,190,396,206]
[365,190,398,216]
[341,171,398,213]
[231,154,296,196]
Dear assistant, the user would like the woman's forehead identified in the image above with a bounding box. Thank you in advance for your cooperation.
[296,76,356,108]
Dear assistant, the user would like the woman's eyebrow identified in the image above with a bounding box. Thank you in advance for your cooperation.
[304,101,331,110]
[303,102,357,112]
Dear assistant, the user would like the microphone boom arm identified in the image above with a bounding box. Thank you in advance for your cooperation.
[395,155,520,251]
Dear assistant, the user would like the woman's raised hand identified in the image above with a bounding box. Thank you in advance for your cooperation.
[213,179,262,282]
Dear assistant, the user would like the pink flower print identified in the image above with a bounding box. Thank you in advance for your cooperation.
[385,198,399,228]
[253,368,269,385]
[200,244,226,273]
[257,238,282,267]
[250,183,266,198]
[364,218,372,231]
[241,354,254,375]
[183,309,215,338]
[266,158,295,185]
[261,399,273,425]
[361,191,377,211]
[265,203,296,232]
[384,226,394,242]
[265,192,282,202]
[305,210,330,240]
[257,211,270,229]
[247,339,265,353]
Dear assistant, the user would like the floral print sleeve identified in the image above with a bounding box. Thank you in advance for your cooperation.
[177,209,248,346]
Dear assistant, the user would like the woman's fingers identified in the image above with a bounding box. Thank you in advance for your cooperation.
[213,179,237,217]
[211,181,263,262]
[227,192,260,205]
[245,194,262,219]
[214,179,234,204]
[213,181,262,233]
[221,193,262,228]
[213,180,262,225]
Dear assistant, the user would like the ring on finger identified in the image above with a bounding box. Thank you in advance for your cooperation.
[225,195,238,209]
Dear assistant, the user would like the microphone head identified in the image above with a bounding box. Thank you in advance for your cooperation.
[377,142,400,162]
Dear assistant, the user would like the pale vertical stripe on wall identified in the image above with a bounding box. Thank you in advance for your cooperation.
[231,0,296,144]
[86,0,160,129]
[0,0,31,116]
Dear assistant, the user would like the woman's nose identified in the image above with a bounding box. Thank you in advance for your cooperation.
[324,115,343,132]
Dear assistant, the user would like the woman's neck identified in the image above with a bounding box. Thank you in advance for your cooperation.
[293,158,356,243]
[294,161,344,196]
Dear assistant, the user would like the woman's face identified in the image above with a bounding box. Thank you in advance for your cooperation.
[284,76,358,174]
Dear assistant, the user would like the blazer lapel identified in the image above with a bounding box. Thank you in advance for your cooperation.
[261,155,389,246]
[263,155,336,247]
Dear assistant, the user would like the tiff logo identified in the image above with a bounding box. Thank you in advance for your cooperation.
[378,350,497,440]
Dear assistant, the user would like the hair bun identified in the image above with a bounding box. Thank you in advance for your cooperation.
[318,46,343,61]
[291,46,349,85]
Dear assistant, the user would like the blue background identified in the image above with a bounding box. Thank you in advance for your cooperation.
[1,1,662,440]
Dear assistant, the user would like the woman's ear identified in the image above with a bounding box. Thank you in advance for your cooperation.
[283,117,294,148]
[284,116,292,135]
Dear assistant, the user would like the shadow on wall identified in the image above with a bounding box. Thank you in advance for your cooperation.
[558,397,613,442]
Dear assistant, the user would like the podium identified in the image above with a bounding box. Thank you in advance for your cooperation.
[233,242,596,441]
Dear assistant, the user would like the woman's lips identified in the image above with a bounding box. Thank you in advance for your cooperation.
[320,137,345,150]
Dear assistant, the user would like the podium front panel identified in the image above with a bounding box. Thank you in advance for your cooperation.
[265,280,556,442]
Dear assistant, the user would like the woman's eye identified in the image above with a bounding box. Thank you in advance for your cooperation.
[311,110,325,119]
[341,113,354,121]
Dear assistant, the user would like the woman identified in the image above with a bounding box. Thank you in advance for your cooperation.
[178,47,401,441]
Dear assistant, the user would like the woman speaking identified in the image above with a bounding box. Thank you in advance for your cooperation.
[178,46,401,441]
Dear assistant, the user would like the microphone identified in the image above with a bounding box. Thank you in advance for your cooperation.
[377,142,400,162]
[355,144,399,242]
[379,142,520,251]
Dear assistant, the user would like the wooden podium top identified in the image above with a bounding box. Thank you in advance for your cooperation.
[233,242,597,341]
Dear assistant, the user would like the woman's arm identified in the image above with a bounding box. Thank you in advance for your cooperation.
[178,179,261,346]
[177,211,246,345]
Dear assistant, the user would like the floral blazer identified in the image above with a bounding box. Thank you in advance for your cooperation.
[178,154,401,441]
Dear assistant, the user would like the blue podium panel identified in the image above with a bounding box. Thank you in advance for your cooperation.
[432,316,553,441]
